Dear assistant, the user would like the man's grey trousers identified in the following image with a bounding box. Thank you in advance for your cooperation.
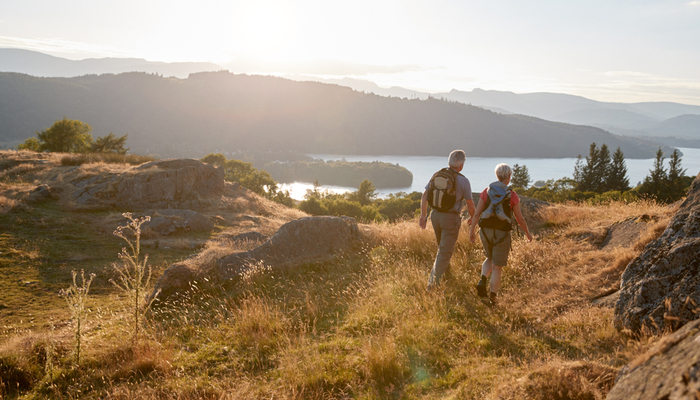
[428,210,461,286]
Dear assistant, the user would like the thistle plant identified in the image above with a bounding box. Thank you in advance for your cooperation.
[110,212,155,345]
[60,269,95,365]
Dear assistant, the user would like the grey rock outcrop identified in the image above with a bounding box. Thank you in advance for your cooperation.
[221,231,270,243]
[72,159,224,209]
[606,318,700,400]
[601,215,657,250]
[145,209,214,236]
[25,184,53,204]
[151,216,362,302]
[614,173,700,333]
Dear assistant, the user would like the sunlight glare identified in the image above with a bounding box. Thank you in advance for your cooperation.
[236,3,295,59]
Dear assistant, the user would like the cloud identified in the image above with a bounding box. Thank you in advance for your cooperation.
[223,57,432,77]
[571,70,700,105]
[603,70,656,79]
[0,36,126,59]
[689,1,700,6]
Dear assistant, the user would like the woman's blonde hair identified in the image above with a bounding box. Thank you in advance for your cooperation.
[495,163,512,182]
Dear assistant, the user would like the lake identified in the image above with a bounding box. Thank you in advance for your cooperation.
[279,148,700,200]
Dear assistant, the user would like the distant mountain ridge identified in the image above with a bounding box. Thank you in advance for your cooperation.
[0,71,670,159]
[439,89,700,139]
[0,48,222,78]
[2,49,697,144]
[289,77,700,142]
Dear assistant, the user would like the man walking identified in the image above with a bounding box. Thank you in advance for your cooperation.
[419,149,475,289]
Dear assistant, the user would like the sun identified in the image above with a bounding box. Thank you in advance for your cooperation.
[236,3,295,59]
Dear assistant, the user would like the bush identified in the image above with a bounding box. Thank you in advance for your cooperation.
[299,197,329,215]
[201,153,293,205]
[587,190,638,205]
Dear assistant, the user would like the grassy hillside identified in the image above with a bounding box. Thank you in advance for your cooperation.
[0,72,668,159]
[0,150,680,399]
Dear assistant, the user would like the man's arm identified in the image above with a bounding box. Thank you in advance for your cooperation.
[469,199,486,243]
[419,190,429,229]
[465,199,475,220]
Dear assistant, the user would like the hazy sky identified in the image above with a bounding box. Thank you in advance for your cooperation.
[1,0,699,105]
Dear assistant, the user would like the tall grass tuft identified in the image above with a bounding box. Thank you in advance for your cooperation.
[59,269,96,365]
[110,212,157,345]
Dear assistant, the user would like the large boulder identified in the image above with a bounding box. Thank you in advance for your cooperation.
[614,173,700,333]
[151,216,362,302]
[72,159,224,209]
[600,215,658,251]
[606,318,700,400]
[144,209,214,236]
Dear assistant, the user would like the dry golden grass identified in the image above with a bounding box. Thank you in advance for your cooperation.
[0,195,19,213]
[503,200,676,321]
[0,151,685,399]
[494,359,617,400]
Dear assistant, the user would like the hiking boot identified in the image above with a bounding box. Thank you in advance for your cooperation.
[489,292,497,307]
[476,275,488,298]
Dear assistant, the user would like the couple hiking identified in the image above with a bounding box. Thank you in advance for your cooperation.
[419,149,533,306]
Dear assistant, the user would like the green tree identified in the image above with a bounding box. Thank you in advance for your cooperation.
[32,117,94,153]
[667,149,688,201]
[201,153,292,205]
[91,133,129,154]
[299,197,329,215]
[349,179,377,206]
[606,147,630,192]
[17,137,41,151]
[239,169,278,197]
[574,143,612,193]
[638,147,668,201]
[511,163,531,190]
[595,143,612,192]
[201,153,228,167]
[304,180,324,200]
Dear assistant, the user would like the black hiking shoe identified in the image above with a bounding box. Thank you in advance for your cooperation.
[476,275,488,298]
[489,292,497,307]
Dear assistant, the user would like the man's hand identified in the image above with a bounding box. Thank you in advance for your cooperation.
[419,215,427,229]
[469,230,476,243]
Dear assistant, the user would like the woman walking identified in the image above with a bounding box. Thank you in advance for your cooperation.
[469,163,533,306]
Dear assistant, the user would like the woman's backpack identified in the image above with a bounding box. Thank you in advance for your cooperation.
[479,182,512,231]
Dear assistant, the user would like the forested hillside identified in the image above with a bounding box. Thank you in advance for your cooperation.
[0,71,667,158]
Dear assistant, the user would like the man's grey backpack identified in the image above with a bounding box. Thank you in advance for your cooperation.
[427,168,462,212]
[479,181,512,231]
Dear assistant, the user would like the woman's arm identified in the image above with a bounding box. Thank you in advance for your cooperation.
[512,203,533,242]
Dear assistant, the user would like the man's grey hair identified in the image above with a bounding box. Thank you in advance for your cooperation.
[495,163,512,182]
[448,150,466,168]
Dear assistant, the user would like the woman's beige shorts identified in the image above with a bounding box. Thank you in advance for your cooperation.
[479,227,511,266]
